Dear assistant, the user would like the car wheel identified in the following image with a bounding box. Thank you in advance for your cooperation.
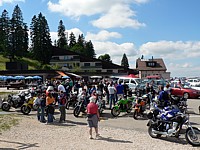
[183,92,189,99]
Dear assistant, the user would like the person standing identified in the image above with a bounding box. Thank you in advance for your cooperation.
[46,92,55,124]
[40,93,46,123]
[116,81,124,102]
[108,82,116,109]
[33,93,42,121]
[58,91,66,123]
[86,97,100,139]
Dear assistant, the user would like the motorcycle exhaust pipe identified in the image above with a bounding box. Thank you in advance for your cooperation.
[152,129,168,135]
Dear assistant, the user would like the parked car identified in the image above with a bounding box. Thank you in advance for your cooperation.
[170,82,200,99]
[187,78,200,86]
[190,84,200,91]
[117,77,141,92]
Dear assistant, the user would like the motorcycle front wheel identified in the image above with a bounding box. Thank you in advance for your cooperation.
[21,105,31,115]
[73,106,81,117]
[65,101,70,109]
[185,127,200,146]
[1,103,11,111]
[148,126,162,138]
[111,107,120,117]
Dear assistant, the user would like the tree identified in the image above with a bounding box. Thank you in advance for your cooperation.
[121,53,129,69]
[0,9,10,55]
[30,12,52,64]
[57,20,67,49]
[98,54,112,62]
[85,40,95,58]
[10,5,28,60]
[68,32,76,48]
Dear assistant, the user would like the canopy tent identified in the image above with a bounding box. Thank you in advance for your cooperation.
[14,75,25,80]
[33,76,42,79]
[0,76,7,81]
[25,76,33,80]
[62,75,70,79]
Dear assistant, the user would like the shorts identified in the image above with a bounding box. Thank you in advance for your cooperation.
[87,114,98,128]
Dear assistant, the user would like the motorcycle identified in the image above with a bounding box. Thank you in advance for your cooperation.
[1,92,27,111]
[170,95,187,113]
[147,104,200,146]
[21,94,37,115]
[65,93,78,110]
[111,96,135,117]
[133,95,148,120]
[73,95,87,117]
[96,95,105,114]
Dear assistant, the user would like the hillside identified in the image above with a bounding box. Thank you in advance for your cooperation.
[0,55,41,70]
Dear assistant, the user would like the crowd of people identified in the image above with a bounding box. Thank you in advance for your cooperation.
[31,77,174,139]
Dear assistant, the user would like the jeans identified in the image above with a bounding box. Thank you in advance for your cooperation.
[59,105,66,122]
[109,94,115,109]
[36,107,41,121]
[47,113,53,123]
[40,107,46,122]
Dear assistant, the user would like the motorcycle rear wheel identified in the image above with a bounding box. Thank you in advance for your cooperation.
[148,126,162,138]
[65,101,70,109]
[73,106,81,117]
[21,105,31,115]
[185,127,200,146]
[133,109,139,120]
[111,107,120,117]
[1,103,11,111]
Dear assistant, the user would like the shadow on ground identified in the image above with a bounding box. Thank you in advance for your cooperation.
[0,139,39,150]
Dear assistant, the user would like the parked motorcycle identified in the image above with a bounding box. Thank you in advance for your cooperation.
[21,95,37,115]
[65,93,78,110]
[96,95,105,114]
[1,92,27,111]
[73,95,87,117]
[111,96,135,117]
[147,104,200,146]
[170,95,187,113]
[133,95,147,120]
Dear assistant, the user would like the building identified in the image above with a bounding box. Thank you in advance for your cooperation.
[50,46,137,78]
[136,57,170,79]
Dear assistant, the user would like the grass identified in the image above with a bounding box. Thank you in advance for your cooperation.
[0,54,41,70]
[0,114,19,134]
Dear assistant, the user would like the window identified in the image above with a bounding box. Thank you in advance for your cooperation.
[146,62,156,67]
[95,63,102,66]
[131,79,136,84]
[84,63,90,66]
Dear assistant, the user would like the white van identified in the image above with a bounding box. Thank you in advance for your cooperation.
[117,77,141,92]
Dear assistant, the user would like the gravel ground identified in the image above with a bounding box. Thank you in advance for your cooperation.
[0,115,199,150]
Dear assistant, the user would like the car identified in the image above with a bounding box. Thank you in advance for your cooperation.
[170,82,200,99]
[190,84,200,91]
[117,77,141,92]
[187,78,200,86]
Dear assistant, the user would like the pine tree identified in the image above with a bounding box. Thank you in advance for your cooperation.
[121,53,129,69]
[0,9,10,55]
[30,12,52,64]
[57,20,67,49]
[85,40,95,58]
[10,5,28,59]
[68,32,76,48]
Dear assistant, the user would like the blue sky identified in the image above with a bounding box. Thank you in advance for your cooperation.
[1,0,200,78]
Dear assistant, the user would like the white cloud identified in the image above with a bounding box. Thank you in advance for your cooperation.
[139,40,200,60]
[85,30,121,42]
[91,4,145,29]
[0,0,25,6]
[48,0,146,29]
[50,28,83,43]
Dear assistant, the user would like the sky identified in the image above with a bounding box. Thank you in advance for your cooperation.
[1,0,200,78]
